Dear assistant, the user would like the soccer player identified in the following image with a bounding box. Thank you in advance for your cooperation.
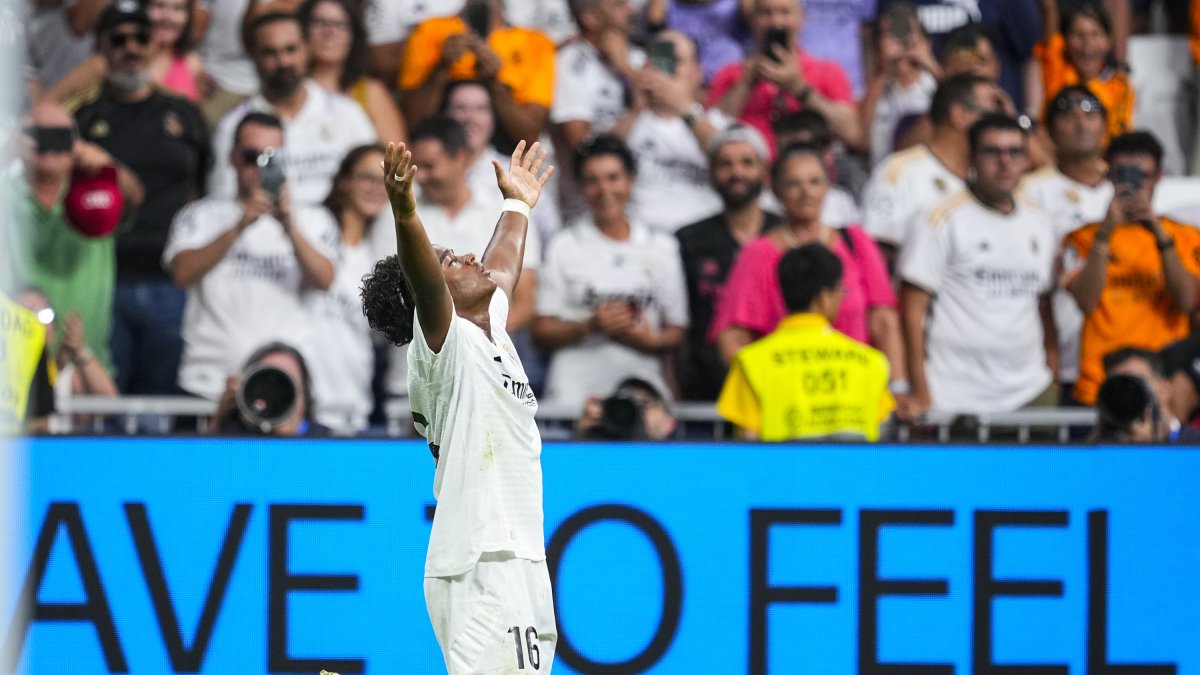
[360,140,556,674]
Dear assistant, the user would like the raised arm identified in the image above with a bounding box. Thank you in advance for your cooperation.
[384,142,454,352]
[481,140,555,297]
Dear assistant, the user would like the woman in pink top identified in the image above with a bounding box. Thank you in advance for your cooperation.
[710,144,914,416]
[47,0,204,105]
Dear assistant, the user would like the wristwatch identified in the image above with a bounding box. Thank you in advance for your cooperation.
[1157,236,1176,252]
[682,102,705,127]
[888,379,912,396]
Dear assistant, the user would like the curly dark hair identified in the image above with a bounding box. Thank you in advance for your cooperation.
[361,255,419,346]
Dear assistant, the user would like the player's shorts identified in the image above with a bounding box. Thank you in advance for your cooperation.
[425,552,557,674]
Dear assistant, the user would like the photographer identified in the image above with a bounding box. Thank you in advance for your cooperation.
[577,378,678,441]
[1092,374,1164,443]
[165,112,337,402]
[1062,131,1200,407]
[211,342,328,436]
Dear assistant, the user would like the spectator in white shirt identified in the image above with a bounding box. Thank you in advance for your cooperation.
[900,114,1057,416]
[304,144,388,433]
[166,112,338,400]
[861,3,939,168]
[613,29,729,233]
[207,11,376,206]
[533,133,688,409]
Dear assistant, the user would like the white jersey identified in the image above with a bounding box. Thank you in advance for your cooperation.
[164,197,339,399]
[864,144,964,252]
[1018,167,1114,383]
[207,80,377,206]
[303,238,377,433]
[900,190,1056,413]
[627,108,729,233]
[196,0,257,95]
[416,189,542,271]
[364,0,456,46]
[537,219,689,409]
[869,71,937,168]
[551,40,644,133]
[409,291,545,578]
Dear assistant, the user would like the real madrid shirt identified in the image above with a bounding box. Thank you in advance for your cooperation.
[900,190,1056,413]
[863,144,964,253]
[1017,167,1113,383]
[409,290,546,577]
[207,80,377,206]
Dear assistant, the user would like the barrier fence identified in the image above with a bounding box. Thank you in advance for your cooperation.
[2,438,1195,674]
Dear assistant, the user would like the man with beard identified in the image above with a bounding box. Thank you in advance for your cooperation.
[207,11,376,206]
[674,126,779,401]
[74,0,209,395]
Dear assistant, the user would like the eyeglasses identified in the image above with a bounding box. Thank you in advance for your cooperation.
[977,145,1026,159]
[1054,95,1103,115]
[240,149,269,165]
[310,17,351,32]
[108,30,151,49]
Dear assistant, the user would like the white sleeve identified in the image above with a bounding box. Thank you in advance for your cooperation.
[534,233,572,317]
[550,47,594,124]
[862,164,906,246]
[161,200,233,269]
[898,213,948,294]
[364,0,409,46]
[206,111,239,201]
[655,235,689,328]
[295,206,341,260]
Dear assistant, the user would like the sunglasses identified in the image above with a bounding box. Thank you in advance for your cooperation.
[109,30,151,49]
[241,149,269,166]
[25,126,75,154]
[1054,95,1103,114]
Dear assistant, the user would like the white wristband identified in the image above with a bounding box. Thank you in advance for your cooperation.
[502,198,532,219]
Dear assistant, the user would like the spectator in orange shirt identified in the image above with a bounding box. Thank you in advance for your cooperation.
[1034,1,1134,139]
[396,0,555,147]
[1062,131,1200,406]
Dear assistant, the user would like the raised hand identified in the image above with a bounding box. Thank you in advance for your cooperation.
[492,140,554,208]
[382,141,418,217]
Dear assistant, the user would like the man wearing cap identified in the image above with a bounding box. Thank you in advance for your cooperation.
[74,0,210,395]
[1062,131,1200,407]
[1019,85,1114,403]
[675,126,780,401]
[1158,338,1200,442]
[2,101,143,374]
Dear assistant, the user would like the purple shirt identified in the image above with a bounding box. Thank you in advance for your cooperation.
[666,0,750,82]
[708,226,896,345]
[800,0,878,97]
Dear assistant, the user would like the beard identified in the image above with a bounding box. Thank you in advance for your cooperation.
[716,179,763,210]
[107,68,151,93]
[263,67,304,97]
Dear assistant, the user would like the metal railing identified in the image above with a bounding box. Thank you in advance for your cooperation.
[49,395,1098,442]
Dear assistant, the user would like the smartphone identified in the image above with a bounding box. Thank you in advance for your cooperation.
[763,27,790,62]
[464,0,491,37]
[256,148,286,202]
[1112,164,1144,194]
[649,38,677,75]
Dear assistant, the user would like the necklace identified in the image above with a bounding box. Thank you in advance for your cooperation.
[780,224,827,249]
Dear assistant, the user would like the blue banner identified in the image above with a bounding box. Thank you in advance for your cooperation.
[2,438,1197,674]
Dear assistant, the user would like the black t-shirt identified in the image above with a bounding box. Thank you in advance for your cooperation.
[76,90,210,282]
[674,210,780,401]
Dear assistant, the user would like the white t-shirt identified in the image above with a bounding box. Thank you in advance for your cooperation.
[627,108,729,233]
[900,190,1056,413]
[466,147,562,244]
[551,40,644,132]
[304,237,377,433]
[869,71,937,168]
[506,0,575,44]
[409,290,545,577]
[196,0,258,95]
[364,0,456,46]
[416,188,542,271]
[1017,167,1114,383]
[164,197,340,400]
[537,219,689,409]
[207,80,377,206]
[864,144,964,253]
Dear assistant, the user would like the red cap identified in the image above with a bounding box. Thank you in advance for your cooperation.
[64,166,123,238]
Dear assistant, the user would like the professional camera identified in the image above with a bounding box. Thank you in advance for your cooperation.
[594,392,647,440]
[234,363,299,434]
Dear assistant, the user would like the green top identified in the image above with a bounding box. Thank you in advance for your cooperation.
[3,175,115,371]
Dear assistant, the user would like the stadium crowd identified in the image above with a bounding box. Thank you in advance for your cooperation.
[7,0,1200,442]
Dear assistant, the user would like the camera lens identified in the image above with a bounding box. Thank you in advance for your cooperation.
[236,365,298,433]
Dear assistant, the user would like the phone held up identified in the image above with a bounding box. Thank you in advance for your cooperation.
[763,27,790,62]
[256,148,286,203]
[464,0,491,38]
[649,38,677,75]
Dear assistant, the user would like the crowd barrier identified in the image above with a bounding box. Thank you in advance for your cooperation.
[2,438,1195,674]
[52,395,1100,442]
